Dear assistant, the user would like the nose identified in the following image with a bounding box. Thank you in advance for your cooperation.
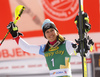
[49,31,53,35]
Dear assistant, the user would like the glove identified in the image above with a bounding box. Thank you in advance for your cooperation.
[7,22,23,38]
[73,38,90,57]
[74,12,91,33]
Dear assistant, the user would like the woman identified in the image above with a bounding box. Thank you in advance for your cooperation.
[7,13,91,77]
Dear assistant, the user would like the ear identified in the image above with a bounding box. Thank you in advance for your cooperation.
[57,32,59,36]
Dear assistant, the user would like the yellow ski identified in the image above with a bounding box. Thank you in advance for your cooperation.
[0,5,25,45]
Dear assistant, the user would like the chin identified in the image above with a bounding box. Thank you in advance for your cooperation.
[50,39,56,42]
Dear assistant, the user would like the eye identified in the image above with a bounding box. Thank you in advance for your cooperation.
[51,29,54,32]
[45,31,49,33]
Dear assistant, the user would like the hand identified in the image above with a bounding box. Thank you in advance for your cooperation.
[74,12,91,33]
[7,22,23,38]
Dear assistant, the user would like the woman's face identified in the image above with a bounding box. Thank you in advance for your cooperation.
[45,28,58,42]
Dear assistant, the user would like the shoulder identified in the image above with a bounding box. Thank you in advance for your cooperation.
[64,40,75,55]
[39,44,46,55]
[40,44,46,48]
[65,40,75,45]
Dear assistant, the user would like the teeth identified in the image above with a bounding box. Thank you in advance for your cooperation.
[50,36,53,38]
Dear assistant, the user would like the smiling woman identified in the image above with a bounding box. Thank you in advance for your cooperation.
[45,28,58,42]
[42,19,59,42]
[6,16,92,77]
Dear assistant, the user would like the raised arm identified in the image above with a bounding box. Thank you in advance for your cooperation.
[7,22,45,56]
